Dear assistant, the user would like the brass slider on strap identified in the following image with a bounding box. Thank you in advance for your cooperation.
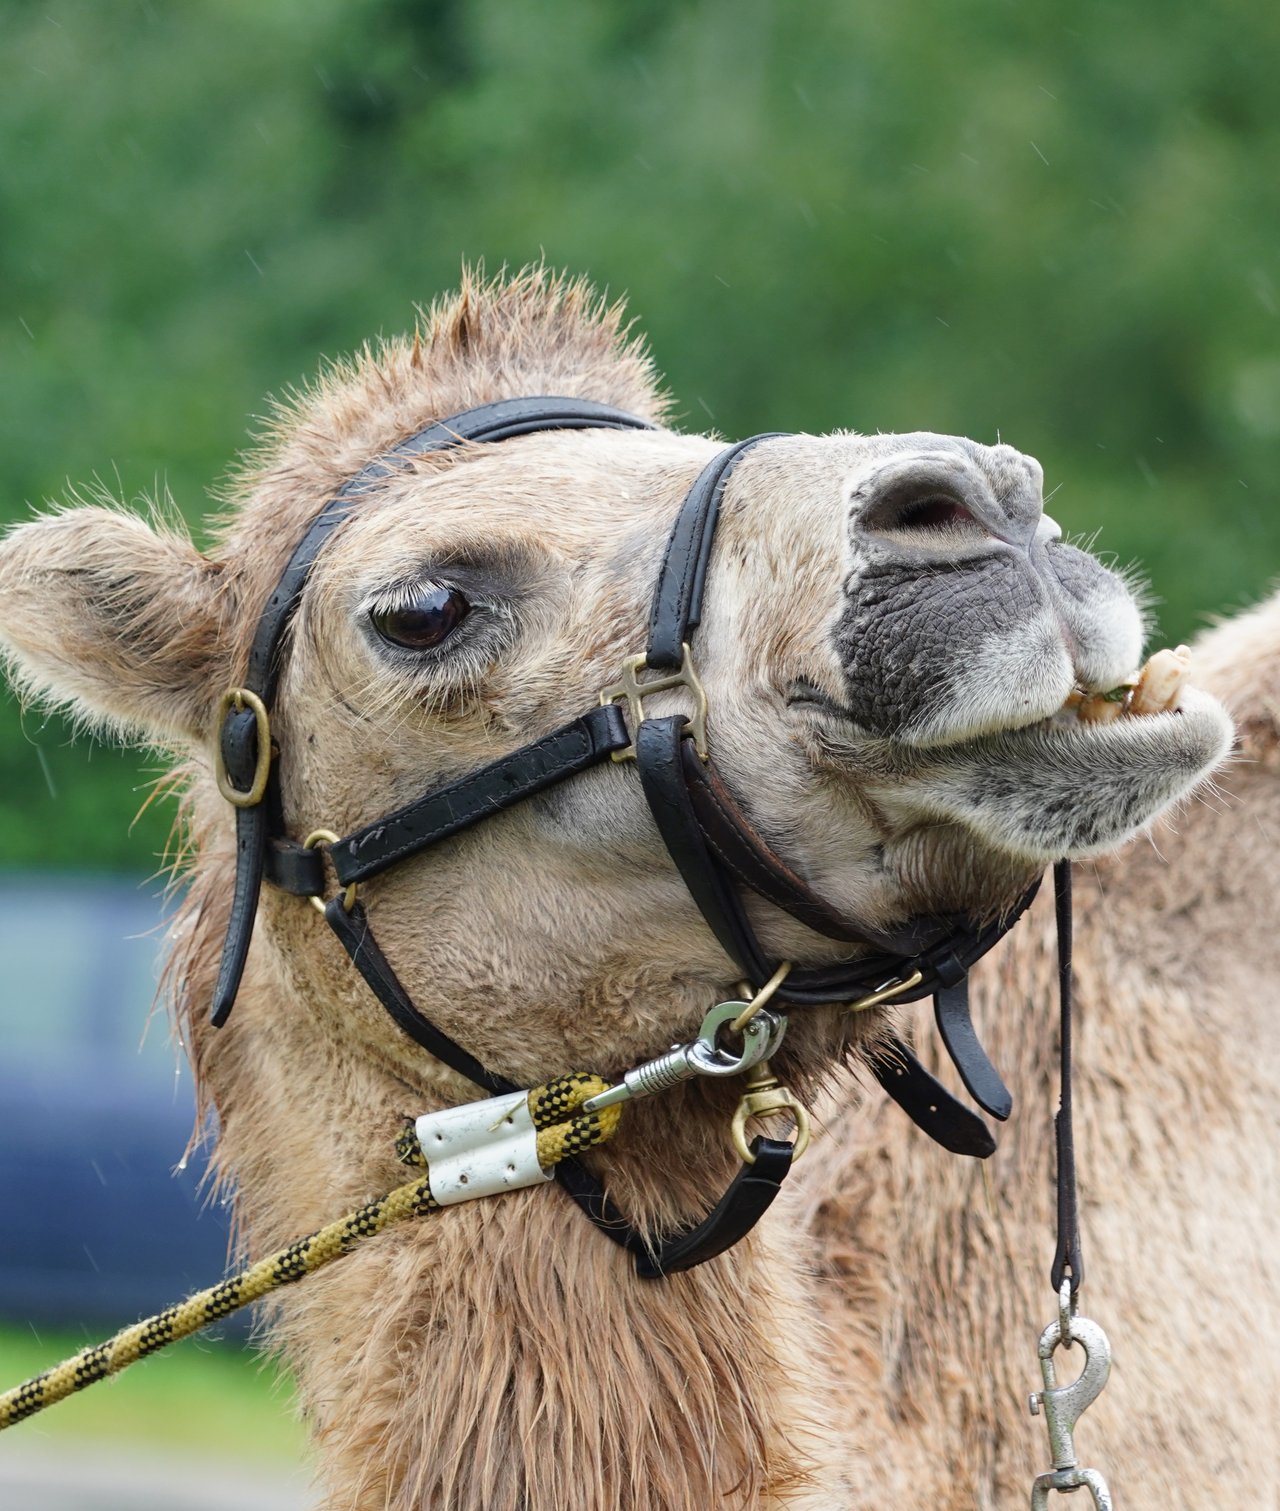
[846,968,924,1014]
[303,829,358,915]
[600,642,709,762]
[214,687,272,807]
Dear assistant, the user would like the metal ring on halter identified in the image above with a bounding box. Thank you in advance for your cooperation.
[303,829,358,915]
[214,687,272,808]
[729,960,793,1033]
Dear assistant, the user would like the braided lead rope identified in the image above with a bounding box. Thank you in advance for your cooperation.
[0,1073,619,1431]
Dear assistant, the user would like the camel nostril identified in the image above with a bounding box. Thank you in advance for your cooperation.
[861,490,981,538]
[896,496,976,532]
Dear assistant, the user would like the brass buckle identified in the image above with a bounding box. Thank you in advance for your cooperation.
[599,642,709,762]
[846,968,924,1014]
[214,688,272,808]
[303,829,359,915]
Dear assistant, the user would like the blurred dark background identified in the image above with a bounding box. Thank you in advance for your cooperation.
[0,2,1275,1490]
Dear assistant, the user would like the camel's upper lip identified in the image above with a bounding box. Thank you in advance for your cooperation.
[786,679,1189,755]
[786,681,856,722]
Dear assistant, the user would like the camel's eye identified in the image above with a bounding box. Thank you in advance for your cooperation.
[370,586,471,651]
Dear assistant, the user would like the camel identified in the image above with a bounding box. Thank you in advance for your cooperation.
[0,268,1252,1509]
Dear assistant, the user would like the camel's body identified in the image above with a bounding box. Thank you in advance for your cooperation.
[0,271,1268,1508]
[804,608,1280,1508]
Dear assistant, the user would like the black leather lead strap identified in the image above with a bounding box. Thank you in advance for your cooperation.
[332,703,631,886]
[1050,860,1084,1297]
[646,434,786,669]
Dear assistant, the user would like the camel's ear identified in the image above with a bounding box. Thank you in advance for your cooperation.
[0,507,230,745]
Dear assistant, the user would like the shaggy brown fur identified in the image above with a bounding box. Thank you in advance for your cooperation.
[0,267,1260,1509]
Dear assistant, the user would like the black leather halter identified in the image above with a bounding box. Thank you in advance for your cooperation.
[211,396,1036,1276]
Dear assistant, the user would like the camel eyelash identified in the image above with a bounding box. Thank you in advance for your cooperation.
[361,574,517,677]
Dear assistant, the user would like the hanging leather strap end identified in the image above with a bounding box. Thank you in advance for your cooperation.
[933,979,1013,1122]
[874,1040,997,1159]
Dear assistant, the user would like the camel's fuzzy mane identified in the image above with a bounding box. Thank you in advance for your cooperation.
[215,264,670,565]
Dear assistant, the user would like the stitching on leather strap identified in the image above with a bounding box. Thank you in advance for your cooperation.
[338,721,595,877]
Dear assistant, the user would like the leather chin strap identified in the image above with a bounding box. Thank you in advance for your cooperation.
[211,396,1036,1277]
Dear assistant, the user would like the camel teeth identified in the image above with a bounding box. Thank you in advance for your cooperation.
[1129,645,1191,716]
[1077,693,1124,723]
[1061,645,1192,726]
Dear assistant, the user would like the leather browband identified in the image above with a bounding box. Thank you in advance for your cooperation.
[210,393,1034,1277]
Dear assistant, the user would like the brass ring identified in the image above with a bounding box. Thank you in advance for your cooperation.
[845,968,924,1015]
[731,1096,812,1165]
[303,828,358,915]
[729,960,793,1034]
[214,688,271,808]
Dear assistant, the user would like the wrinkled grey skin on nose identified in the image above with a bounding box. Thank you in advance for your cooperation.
[837,436,1142,746]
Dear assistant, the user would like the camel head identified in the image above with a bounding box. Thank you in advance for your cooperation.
[0,272,1232,1114]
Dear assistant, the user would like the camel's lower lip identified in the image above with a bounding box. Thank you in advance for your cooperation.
[792,647,1194,751]
[993,703,1186,744]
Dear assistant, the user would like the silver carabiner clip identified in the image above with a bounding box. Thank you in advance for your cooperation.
[1028,1280,1115,1509]
[581,1002,787,1113]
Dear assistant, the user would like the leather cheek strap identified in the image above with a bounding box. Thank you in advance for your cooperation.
[331,703,631,886]
[646,434,787,670]
[323,897,518,1099]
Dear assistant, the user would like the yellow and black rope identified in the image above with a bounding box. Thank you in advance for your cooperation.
[0,1072,619,1431]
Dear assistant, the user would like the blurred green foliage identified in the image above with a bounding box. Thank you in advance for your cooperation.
[0,1322,306,1461]
[2,0,1277,868]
